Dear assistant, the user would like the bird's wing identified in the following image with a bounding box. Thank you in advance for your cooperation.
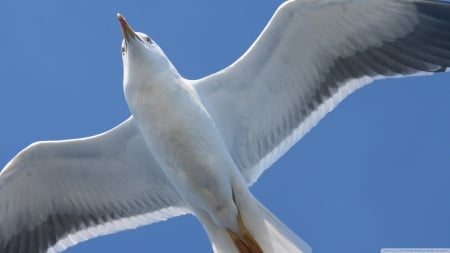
[0,117,190,253]
[194,0,450,185]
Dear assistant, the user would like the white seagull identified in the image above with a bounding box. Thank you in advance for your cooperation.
[1,0,449,252]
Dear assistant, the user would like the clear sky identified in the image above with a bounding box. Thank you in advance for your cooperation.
[1,0,450,252]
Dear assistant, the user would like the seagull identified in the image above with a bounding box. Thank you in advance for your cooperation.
[1,0,449,252]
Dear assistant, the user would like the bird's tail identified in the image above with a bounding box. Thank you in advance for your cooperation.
[198,193,311,253]
[254,199,311,253]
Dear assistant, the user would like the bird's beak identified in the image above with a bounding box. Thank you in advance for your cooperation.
[117,13,137,42]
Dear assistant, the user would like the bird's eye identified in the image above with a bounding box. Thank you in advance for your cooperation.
[121,46,126,55]
[145,36,152,43]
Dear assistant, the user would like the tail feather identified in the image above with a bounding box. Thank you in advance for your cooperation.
[198,196,311,253]
[256,199,311,253]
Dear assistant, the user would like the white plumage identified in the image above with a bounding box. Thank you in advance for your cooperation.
[1,0,449,252]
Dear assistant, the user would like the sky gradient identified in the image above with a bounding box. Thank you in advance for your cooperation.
[1,0,450,252]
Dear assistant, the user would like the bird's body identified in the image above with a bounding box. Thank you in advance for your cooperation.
[119,23,285,253]
[1,0,450,252]
[121,34,238,227]
[126,55,243,233]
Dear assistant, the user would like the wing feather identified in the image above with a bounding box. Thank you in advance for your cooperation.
[0,117,189,253]
[194,0,450,185]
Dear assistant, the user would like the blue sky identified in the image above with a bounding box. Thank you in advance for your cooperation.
[1,0,450,252]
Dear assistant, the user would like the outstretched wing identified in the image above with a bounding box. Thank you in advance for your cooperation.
[194,0,450,185]
[0,117,189,253]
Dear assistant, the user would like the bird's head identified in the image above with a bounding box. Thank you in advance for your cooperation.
[117,14,178,94]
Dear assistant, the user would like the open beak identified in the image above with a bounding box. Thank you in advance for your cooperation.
[117,13,137,42]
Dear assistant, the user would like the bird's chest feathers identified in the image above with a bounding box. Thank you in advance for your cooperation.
[127,80,221,169]
[127,79,236,202]
[130,80,202,129]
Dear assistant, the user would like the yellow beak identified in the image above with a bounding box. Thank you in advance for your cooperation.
[117,13,137,42]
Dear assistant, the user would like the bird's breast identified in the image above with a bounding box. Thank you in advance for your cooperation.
[128,80,238,209]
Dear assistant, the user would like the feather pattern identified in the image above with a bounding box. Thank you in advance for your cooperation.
[194,0,450,185]
[0,118,190,253]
